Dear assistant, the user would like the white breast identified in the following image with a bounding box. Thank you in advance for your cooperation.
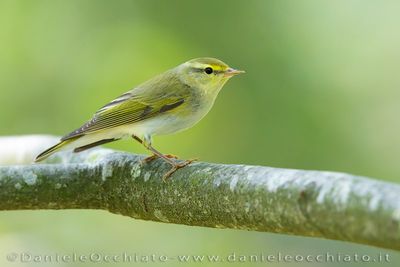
[128,110,208,137]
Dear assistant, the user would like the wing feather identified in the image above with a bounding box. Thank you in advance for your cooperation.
[61,75,188,141]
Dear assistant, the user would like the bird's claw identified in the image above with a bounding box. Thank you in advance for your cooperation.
[162,158,197,182]
[142,154,178,164]
[141,153,197,181]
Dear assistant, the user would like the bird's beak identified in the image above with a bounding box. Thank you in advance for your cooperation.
[224,68,245,77]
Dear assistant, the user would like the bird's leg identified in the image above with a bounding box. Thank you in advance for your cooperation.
[143,153,178,163]
[132,134,143,144]
[131,134,195,181]
[131,135,177,162]
[143,142,177,166]
[141,135,176,165]
[162,158,197,181]
[148,144,197,181]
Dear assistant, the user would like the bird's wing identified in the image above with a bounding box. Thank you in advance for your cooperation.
[61,80,187,141]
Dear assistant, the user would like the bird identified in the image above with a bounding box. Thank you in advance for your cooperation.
[35,57,244,180]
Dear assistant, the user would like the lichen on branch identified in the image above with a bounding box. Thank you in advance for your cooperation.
[0,135,399,251]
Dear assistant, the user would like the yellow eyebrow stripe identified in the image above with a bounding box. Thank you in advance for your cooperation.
[191,63,228,72]
[208,64,227,71]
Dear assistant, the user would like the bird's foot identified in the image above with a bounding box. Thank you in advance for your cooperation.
[143,153,178,164]
[162,159,197,182]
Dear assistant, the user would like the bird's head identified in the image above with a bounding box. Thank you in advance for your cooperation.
[177,57,244,94]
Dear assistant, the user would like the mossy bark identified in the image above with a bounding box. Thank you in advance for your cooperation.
[0,136,399,251]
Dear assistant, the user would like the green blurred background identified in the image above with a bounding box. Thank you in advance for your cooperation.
[1,0,399,266]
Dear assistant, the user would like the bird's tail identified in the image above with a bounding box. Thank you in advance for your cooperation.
[34,139,76,162]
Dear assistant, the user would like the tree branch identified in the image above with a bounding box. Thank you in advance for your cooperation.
[0,136,399,251]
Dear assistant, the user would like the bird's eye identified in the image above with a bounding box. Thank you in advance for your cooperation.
[204,67,213,74]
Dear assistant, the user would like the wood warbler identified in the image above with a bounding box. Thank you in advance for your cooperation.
[35,58,244,179]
